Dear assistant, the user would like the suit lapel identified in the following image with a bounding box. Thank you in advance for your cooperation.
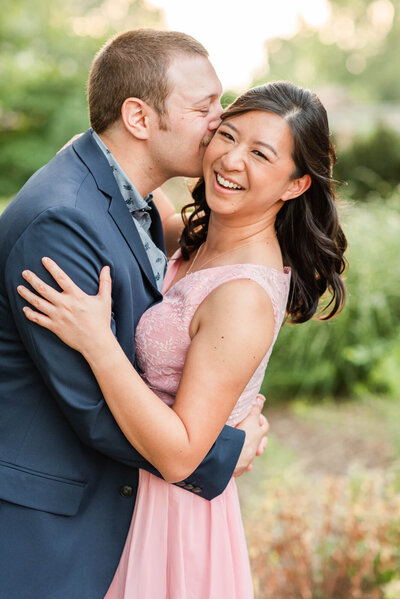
[107,195,160,291]
[148,200,167,255]
[73,130,161,295]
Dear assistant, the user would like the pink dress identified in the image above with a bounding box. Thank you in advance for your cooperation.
[105,255,290,599]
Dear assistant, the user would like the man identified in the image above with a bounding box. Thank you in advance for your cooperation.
[0,29,267,598]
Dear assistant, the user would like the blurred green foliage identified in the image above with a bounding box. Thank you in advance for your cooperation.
[0,198,9,213]
[262,193,400,400]
[257,0,400,103]
[334,124,400,200]
[221,91,238,109]
[0,0,163,196]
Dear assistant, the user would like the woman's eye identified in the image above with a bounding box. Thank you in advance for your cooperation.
[199,108,210,114]
[218,131,234,141]
[253,150,269,161]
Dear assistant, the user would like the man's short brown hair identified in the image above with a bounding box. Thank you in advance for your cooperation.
[88,29,208,133]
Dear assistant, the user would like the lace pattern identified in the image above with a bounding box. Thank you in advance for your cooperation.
[135,261,290,426]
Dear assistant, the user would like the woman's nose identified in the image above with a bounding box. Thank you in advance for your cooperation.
[221,147,245,171]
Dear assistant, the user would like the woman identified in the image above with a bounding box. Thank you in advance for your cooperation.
[18,81,346,598]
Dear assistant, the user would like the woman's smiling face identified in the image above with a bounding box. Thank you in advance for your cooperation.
[202,110,307,223]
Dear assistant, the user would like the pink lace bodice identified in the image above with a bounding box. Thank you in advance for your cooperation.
[135,256,290,426]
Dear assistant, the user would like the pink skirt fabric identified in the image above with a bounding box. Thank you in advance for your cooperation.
[105,470,254,598]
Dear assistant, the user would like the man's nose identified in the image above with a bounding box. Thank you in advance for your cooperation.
[208,105,223,131]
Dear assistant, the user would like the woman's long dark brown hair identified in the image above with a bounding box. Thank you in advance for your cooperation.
[179,81,347,324]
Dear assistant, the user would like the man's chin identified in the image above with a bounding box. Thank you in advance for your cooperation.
[185,169,203,179]
[201,133,214,148]
[172,161,202,179]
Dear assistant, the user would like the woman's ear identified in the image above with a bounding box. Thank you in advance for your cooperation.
[121,98,151,140]
[281,173,312,202]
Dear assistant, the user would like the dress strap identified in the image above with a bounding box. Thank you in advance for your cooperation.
[187,265,290,339]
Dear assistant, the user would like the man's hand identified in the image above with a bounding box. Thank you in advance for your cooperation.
[233,394,269,477]
[57,134,82,154]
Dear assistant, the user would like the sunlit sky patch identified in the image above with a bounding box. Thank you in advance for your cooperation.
[149,0,331,90]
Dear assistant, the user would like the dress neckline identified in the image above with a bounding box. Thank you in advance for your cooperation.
[163,260,290,295]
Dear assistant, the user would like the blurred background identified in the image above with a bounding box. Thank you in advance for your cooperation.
[1,0,400,596]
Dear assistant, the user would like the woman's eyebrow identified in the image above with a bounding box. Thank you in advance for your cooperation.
[222,121,278,157]
[254,140,278,158]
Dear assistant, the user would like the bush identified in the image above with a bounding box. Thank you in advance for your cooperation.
[262,194,400,400]
[246,472,400,599]
[334,125,400,201]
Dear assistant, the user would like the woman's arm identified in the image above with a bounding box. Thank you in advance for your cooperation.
[18,259,274,483]
[151,188,184,257]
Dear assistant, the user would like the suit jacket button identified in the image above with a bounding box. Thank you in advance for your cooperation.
[175,481,186,487]
[192,487,202,493]
[184,484,194,490]
[120,485,133,498]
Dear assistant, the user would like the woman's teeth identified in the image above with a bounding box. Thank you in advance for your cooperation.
[216,173,243,190]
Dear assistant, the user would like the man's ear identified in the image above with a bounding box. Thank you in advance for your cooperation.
[281,173,312,202]
[121,98,152,140]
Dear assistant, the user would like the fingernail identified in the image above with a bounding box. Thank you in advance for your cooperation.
[42,257,49,263]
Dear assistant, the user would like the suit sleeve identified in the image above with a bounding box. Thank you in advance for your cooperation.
[6,206,244,500]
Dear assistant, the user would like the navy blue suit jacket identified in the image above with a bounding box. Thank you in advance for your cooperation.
[0,130,244,598]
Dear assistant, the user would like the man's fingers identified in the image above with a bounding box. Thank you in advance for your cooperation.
[256,393,266,409]
[259,414,269,433]
[57,133,83,154]
[256,436,268,456]
[250,402,259,415]
[252,394,266,411]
